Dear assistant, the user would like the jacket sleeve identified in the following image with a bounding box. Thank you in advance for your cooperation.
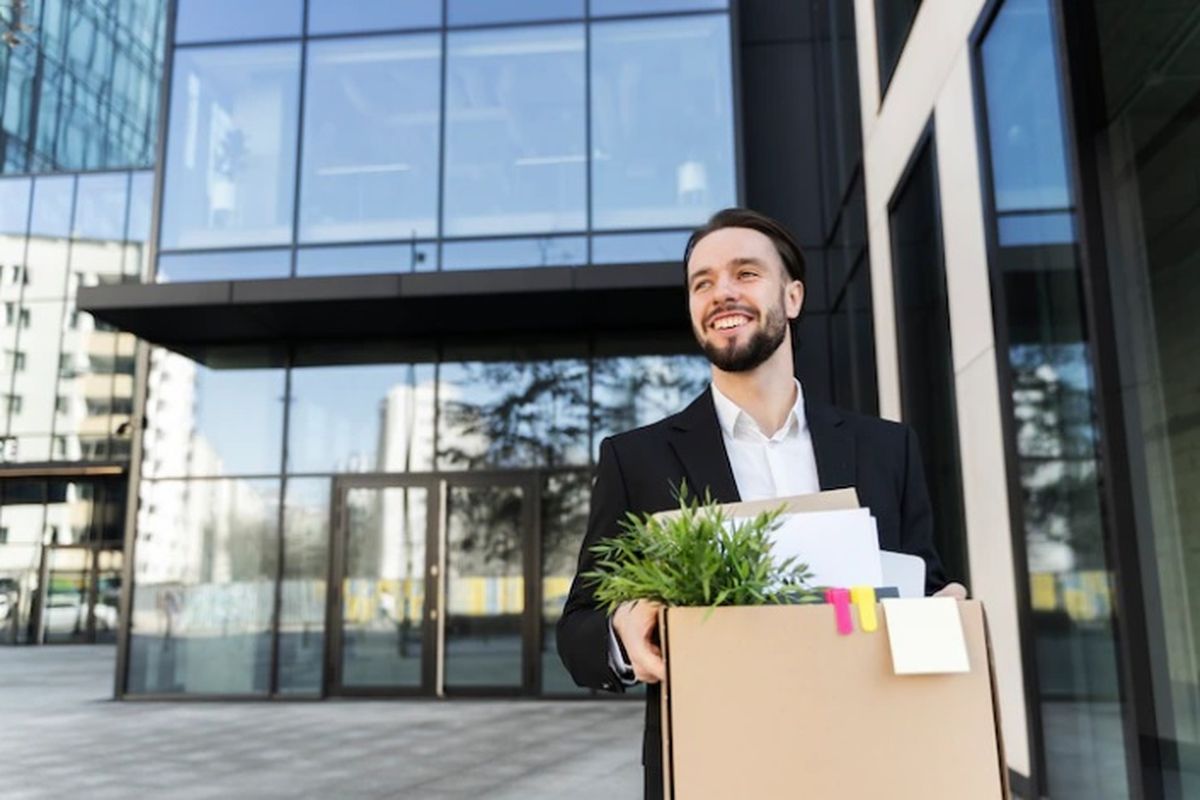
[900,424,950,594]
[556,436,631,693]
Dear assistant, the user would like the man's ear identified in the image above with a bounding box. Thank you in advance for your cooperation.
[786,280,805,320]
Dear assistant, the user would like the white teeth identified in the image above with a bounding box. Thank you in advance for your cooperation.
[713,316,749,330]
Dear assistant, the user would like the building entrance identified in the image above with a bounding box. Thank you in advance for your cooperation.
[327,472,540,697]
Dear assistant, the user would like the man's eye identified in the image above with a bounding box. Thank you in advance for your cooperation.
[693,280,711,292]
[739,271,757,279]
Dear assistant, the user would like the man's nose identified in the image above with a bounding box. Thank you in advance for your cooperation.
[713,272,739,302]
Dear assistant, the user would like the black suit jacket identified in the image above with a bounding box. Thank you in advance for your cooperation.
[556,388,950,799]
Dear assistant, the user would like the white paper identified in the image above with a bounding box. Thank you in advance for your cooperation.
[881,598,970,675]
[749,508,883,589]
[880,551,926,598]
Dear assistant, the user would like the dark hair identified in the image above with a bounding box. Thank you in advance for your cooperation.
[682,207,807,285]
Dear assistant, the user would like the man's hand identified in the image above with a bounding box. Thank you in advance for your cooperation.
[934,582,968,600]
[612,599,666,684]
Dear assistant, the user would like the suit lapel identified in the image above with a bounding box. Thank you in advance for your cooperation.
[806,400,856,491]
[667,389,741,504]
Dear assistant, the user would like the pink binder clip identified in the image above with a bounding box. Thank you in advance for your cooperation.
[824,588,854,635]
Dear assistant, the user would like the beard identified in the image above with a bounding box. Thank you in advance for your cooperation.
[696,299,789,373]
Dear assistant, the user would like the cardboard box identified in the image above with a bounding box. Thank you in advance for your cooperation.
[658,600,1008,798]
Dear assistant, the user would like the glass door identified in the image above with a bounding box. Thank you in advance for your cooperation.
[328,473,538,697]
[329,478,437,696]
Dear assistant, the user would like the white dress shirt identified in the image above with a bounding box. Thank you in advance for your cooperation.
[608,380,821,682]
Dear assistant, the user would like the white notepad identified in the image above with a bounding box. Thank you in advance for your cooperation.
[881,597,970,675]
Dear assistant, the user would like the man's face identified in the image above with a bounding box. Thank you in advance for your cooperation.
[686,227,805,373]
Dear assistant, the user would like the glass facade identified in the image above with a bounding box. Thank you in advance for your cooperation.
[0,0,166,173]
[977,1,1130,795]
[155,2,736,278]
[125,341,710,696]
[1082,3,1200,796]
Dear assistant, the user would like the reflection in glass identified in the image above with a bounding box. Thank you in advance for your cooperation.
[888,139,968,585]
[445,484,524,689]
[126,172,155,279]
[7,301,67,460]
[979,1,1130,795]
[278,478,329,694]
[307,0,441,35]
[448,0,583,26]
[127,478,280,695]
[541,471,590,694]
[160,44,301,249]
[591,230,690,265]
[592,354,710,453]
[72,172,129,242]
[441,236,586,271]
[174,0,302,44]
[288,363,435,473]
[94,550,122,645]
[444,25,586,236]
[592,0,726,14]
[296,243,435,277]
[0,177,32,234]
[141,348,285,478]
[156,249,291,282]
[24,177,73,301]
[341,486,428,689]
[591,16,736,229]
[42,547,93,644]
[437,359,589,470]
[299,36,441,243]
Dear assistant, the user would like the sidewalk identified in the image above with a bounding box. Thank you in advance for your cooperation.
[2,646,642,799]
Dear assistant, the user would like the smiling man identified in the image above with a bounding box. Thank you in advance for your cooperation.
[557,207,965,799]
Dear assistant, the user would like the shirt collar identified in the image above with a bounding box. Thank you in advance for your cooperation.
[711,379,807,441]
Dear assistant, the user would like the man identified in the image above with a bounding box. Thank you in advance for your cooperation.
[557,208,966,799]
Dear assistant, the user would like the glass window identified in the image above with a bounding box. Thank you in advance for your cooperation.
[126,171,155,279]
[591,353,709,454]
[443,25,586,237]
[978,1,1131,794]
[296,243,435,277]
[71,173,131,290]
[437,357,589,469]
[307,0,441,35]
[159,44,301,250]
[888,138,969,587]
[590,230,690,264]
[540,470,591,694]
[126,478,280,695]
[447,0,583,26]
[6,301,66,461]
[156,249,291,283]
[23,177,74,302]
[874,0,921,95]
[590,15,736,229]
[174,0,302,44]
[287,362,435,473]
[0,178,31,233]
[299,35,441,244]
[591,0,727,16]
[441,236,586,270]
[142,348,285,478]
[278,478,329,695]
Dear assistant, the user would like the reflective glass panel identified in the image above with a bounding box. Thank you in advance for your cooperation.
[25,176,73,301]
[126,478,280,695]
[307,0,441,35]
[288,363,435,473]
[141,349,285,478]
[591,353,710,454]
[1089,3,1200,794]
[70,174,131,292]
[156,249,291,282]
[873,0,920,94]
[0,178,31,234]
[590,230,690,264]
[445,483,524,689]
[591,0,727,15]
[591,15,736,229]
[175,0,302,43]
[443,25,586,237]
[7,301,66,461]
[441,236,586,270]
[126,172,154,279]
[299,35,441,243]
[42,547,92,644]
[296,243,435,277]
[437,358,589,469]
[448,0,583,26]
[340,485,428,689]
[979,1,1130,794]
[160,44,301,249]
[541,471,590,694]
[278,478,330,694]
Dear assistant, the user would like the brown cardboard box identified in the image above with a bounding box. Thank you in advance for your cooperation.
[658,600,1008,798]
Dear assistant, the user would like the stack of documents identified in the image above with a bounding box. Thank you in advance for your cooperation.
[721,490,927,597]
